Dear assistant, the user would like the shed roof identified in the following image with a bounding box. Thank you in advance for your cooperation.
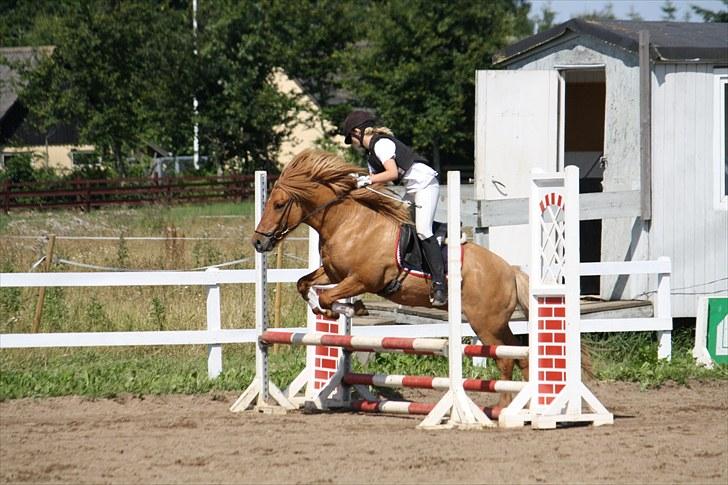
[494,19,728,65]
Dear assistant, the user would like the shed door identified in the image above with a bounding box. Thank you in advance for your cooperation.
[474,69,564,268]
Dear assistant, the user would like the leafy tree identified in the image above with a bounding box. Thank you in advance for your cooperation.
[661,0,678,20]
[5,1,300,175]
[692,0,728,22]
[194,0,297,172]
[0,0,70,46]
[577,2,616,20]
[263,0,360,131]
[626,5,643,21]
[340,0,532,169]
[15,1,195,176]
[533,1,557,33]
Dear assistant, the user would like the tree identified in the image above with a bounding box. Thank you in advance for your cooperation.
[340,0,532,169]
[532,1,557,33]
[577,2,616,20]
[263,0,360,131]
[0,0,70,46]
[626,5,643,21]
[692,0,728,22]
[661,0,677,20]
[15,1,196,175]
[194,0,297,172]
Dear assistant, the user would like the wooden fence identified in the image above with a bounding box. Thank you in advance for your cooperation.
[1,173,275,212]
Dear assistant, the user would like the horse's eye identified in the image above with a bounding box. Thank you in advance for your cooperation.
[274,201,286,210]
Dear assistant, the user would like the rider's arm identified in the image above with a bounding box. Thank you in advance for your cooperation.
[370,159,398,184]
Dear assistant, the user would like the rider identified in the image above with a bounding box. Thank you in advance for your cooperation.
[342,110,447,307]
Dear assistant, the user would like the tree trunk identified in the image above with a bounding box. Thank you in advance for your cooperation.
[113,143,126,177]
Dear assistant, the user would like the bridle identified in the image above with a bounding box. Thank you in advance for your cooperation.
[253,188,352,242]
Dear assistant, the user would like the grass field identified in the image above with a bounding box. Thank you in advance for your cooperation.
[0,203,726,400]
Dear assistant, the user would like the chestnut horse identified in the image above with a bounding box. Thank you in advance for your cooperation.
[251,148,530,407]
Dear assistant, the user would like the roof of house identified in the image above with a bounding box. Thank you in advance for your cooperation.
[0,46,53,122]
[494,19,728,65]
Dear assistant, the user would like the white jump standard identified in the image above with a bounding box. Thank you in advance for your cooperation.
[498,166,613,428]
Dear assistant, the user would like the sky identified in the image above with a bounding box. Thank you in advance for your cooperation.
[528,0,726,23]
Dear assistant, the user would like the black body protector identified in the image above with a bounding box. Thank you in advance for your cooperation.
[366,134,435,184]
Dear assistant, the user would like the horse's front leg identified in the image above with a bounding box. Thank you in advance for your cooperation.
[316,276,368,318]
[297,268,369,318]
[296,266,331,311]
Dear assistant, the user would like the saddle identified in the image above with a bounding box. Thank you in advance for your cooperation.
[379,222,464,296]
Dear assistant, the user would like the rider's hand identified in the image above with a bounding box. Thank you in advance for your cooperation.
[356,175,372,188]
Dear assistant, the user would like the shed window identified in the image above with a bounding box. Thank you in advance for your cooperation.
[715,68,728,210]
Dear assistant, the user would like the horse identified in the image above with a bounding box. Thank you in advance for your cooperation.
[251,148,530,407]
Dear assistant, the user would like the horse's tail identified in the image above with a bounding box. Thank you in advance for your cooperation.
[513,266,529,319]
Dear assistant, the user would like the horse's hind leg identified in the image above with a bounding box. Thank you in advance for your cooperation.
[469,316,524,409]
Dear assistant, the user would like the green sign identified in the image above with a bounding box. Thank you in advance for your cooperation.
[707,297,728,365]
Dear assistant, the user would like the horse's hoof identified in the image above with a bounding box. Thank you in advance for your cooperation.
[321,309,339,320]
[353,300,369,316]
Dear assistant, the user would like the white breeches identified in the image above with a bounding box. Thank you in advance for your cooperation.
[403,181,439,240]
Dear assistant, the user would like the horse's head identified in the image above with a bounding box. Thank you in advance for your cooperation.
[250,147,410,253]
[251,185,305,253]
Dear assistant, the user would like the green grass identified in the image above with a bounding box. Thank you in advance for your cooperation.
[0,345,307,400]
[1,330,726,401]
[587,328,728,388]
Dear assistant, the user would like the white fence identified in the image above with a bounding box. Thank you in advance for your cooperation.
[0,256,673,378]
[0,171,674,379]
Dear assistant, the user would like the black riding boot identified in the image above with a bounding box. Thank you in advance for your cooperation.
[420,235,448,307]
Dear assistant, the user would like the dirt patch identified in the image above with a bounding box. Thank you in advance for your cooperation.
[1,381,726,484]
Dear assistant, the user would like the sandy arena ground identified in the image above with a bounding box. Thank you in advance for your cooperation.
[1,380,726,484]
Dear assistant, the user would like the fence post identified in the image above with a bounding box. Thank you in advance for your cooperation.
[31,234,56,333]
[656,256,672,360]
[2,179,9,213]
[206,267,222,378]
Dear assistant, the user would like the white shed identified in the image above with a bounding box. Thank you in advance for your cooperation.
[474,19,727,317]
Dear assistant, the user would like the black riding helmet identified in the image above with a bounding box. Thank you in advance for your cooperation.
[342,110,376,145]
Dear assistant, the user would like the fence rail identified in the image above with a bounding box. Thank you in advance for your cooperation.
[0,258,673,378]
[1,174,276,212]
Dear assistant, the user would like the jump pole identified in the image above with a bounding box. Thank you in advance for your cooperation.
[230,172,351,413]
[498,166,613,429]
[419,171,494,429]
[230,171,296,413]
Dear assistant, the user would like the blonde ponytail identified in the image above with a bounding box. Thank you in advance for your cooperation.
[364,126,394,137]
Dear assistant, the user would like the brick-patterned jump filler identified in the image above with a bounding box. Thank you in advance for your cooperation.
[498,166,613,428]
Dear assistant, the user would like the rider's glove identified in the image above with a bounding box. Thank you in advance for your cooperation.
[356,175,372,188]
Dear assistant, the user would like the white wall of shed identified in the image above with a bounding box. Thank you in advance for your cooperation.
[651,63,728,317]
[501,34,650,303]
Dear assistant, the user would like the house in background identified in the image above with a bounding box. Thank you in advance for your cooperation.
[475,19,727,318]
[1,46,95,172]
[271,68,346,167]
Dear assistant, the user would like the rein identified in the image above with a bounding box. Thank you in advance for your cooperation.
[253,188,352,241]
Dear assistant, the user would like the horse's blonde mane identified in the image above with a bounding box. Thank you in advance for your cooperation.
[276,148,412,225]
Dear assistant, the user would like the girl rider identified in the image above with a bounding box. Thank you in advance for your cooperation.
[342,110,447,306]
